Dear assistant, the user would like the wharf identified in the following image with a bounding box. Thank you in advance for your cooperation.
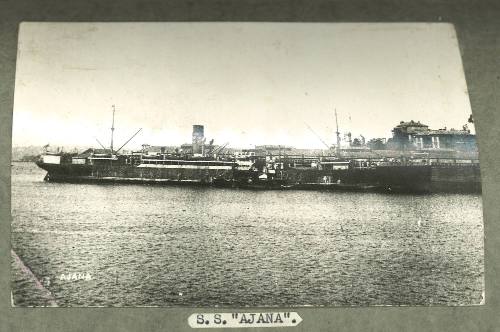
[11,249,57,307]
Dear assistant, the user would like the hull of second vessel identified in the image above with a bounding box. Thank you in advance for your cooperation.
[276,166,432,193]
[429,164,482,193]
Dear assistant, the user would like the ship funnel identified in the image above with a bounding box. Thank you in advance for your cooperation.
[192,125,205,155]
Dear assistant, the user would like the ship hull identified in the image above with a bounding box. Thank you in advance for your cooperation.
[36,161,481,194]
[36,160,233,185]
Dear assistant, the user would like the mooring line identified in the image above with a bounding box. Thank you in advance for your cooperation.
[11,249,58,307]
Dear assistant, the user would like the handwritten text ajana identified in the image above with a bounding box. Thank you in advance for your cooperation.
[59,272,92,281]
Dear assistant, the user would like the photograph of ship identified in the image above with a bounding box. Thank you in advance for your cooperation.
[11,22,484,307]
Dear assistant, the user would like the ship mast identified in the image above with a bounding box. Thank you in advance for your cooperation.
[110,105,116,154]
[335,108,341,158]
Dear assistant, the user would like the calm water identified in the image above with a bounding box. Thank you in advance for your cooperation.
[11,162,484,306]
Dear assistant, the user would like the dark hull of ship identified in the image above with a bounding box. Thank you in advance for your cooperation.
[234,165,481,193]
[36,161,235,186]
[35,161,481,194]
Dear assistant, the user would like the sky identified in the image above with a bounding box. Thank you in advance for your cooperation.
[12,22,474,149]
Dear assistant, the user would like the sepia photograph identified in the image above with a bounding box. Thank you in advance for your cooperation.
[11,22,484,307]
